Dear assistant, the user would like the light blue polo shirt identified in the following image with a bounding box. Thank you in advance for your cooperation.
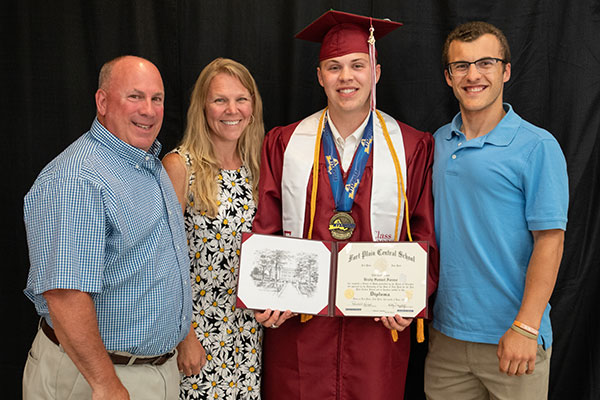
[432,104,568,347]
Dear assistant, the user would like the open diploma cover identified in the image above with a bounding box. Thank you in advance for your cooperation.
[236,233,429,318]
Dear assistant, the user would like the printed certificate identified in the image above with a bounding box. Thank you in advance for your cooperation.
[334,242,428,317]
[236,233,429,318]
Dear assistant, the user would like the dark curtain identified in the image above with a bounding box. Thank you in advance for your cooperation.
[3,0,599,398]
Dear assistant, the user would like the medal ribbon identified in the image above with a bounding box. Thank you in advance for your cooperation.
[322,112,374,212]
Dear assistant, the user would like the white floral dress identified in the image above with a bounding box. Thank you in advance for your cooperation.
[176,150,262,400]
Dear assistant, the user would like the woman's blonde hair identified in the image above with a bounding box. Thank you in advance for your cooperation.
[180,58,264,217]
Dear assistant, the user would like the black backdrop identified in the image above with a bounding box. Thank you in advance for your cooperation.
[3,0,599,399]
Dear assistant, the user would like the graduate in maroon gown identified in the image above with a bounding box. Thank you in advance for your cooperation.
[252,10,439,400]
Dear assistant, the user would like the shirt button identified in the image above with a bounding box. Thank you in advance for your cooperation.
[176,245,180,250]
[451,155,457,160]
[458,142,462,146]
[168,210,172,215]
[145,156,150,161]
[135,164,140,169]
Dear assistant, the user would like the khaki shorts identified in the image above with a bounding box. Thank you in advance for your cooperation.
[424,327,551,400]
[23,328,180,400]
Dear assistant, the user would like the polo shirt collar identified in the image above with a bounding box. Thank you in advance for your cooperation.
[447,103,521,146]
[89,118,162,165]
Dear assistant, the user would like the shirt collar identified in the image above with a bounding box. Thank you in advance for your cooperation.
[446,103,521,146]
[326,110,370,144]
[89,118,162,165]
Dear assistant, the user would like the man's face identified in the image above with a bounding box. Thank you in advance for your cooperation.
[445,34,511,117]
[317,52,380,117]
[95,57,164,152]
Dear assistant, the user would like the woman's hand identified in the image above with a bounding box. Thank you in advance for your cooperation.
[176,326,207,376]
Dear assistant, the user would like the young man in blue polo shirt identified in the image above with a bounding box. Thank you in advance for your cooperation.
[424,21,568,400]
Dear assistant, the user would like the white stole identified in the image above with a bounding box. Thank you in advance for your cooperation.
[281,109,407,241]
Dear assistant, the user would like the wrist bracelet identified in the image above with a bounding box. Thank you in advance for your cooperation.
[513,320,539,336]
[510,324,538,340]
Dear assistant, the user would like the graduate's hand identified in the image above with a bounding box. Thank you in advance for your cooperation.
[374,315,413,332]
[497,328,538,376]
[254,309,295,329]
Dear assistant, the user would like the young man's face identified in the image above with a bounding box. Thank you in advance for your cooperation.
[445,34,511,117]
[317,52,380,117]
[96,57,165,152]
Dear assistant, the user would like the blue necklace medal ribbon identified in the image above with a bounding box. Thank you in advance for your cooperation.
[324,112,374,239]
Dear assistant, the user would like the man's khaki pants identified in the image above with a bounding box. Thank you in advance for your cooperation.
[424,327,551,400]
[23,328,180,399]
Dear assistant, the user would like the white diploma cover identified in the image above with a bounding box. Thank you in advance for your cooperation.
[236,233,429,318]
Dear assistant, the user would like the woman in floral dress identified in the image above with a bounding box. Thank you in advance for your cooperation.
[163,58,264,400]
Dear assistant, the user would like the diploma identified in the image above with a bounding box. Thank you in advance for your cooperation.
[236,233,429,318]
[334,242,428,317]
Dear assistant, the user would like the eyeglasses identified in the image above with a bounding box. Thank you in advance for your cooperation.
[446,57,507,76]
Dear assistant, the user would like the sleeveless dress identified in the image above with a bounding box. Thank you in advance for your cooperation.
[175,149,263,400]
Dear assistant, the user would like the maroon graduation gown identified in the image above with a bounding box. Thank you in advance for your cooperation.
[253,116,439,400]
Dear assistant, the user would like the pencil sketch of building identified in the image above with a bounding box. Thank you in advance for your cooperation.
[293,253,319,296]
[250,249,319,297]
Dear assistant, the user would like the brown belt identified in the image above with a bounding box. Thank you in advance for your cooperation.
[40,318,175,366]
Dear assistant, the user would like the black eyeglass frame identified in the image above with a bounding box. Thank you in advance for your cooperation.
[446,57,507,76]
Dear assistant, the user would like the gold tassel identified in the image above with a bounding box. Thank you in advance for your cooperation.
[300,314,313,323]
[417,318,425,343]
[391,329,398,342]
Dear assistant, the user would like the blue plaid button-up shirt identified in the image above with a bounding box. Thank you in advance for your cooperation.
[24,118,192,356]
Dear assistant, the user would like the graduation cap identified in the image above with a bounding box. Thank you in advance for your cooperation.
[296,10,401,110]
[295,10,402,61]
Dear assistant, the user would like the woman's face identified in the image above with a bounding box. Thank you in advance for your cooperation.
[204,73,253,147]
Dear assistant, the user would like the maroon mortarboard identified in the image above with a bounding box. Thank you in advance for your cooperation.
[295,10,402,61]
[296,10,402,111]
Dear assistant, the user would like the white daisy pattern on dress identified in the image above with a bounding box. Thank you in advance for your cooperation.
[175,149,262,400]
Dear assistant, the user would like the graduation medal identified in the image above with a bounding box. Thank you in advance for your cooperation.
[322,112,374,240]
[328,211,356,240]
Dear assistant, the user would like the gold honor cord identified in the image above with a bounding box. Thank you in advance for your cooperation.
[374,110,412,242]
[301,109,327,324]
[374,110,424,342]
[307,108,327,241]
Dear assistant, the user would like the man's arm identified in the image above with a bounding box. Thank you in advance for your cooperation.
[252,126,286,236]
[44,289,129,399]
[497,229,564,376]
[162,153,208,375]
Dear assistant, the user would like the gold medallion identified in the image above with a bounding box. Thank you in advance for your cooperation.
[328,211,356,240]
